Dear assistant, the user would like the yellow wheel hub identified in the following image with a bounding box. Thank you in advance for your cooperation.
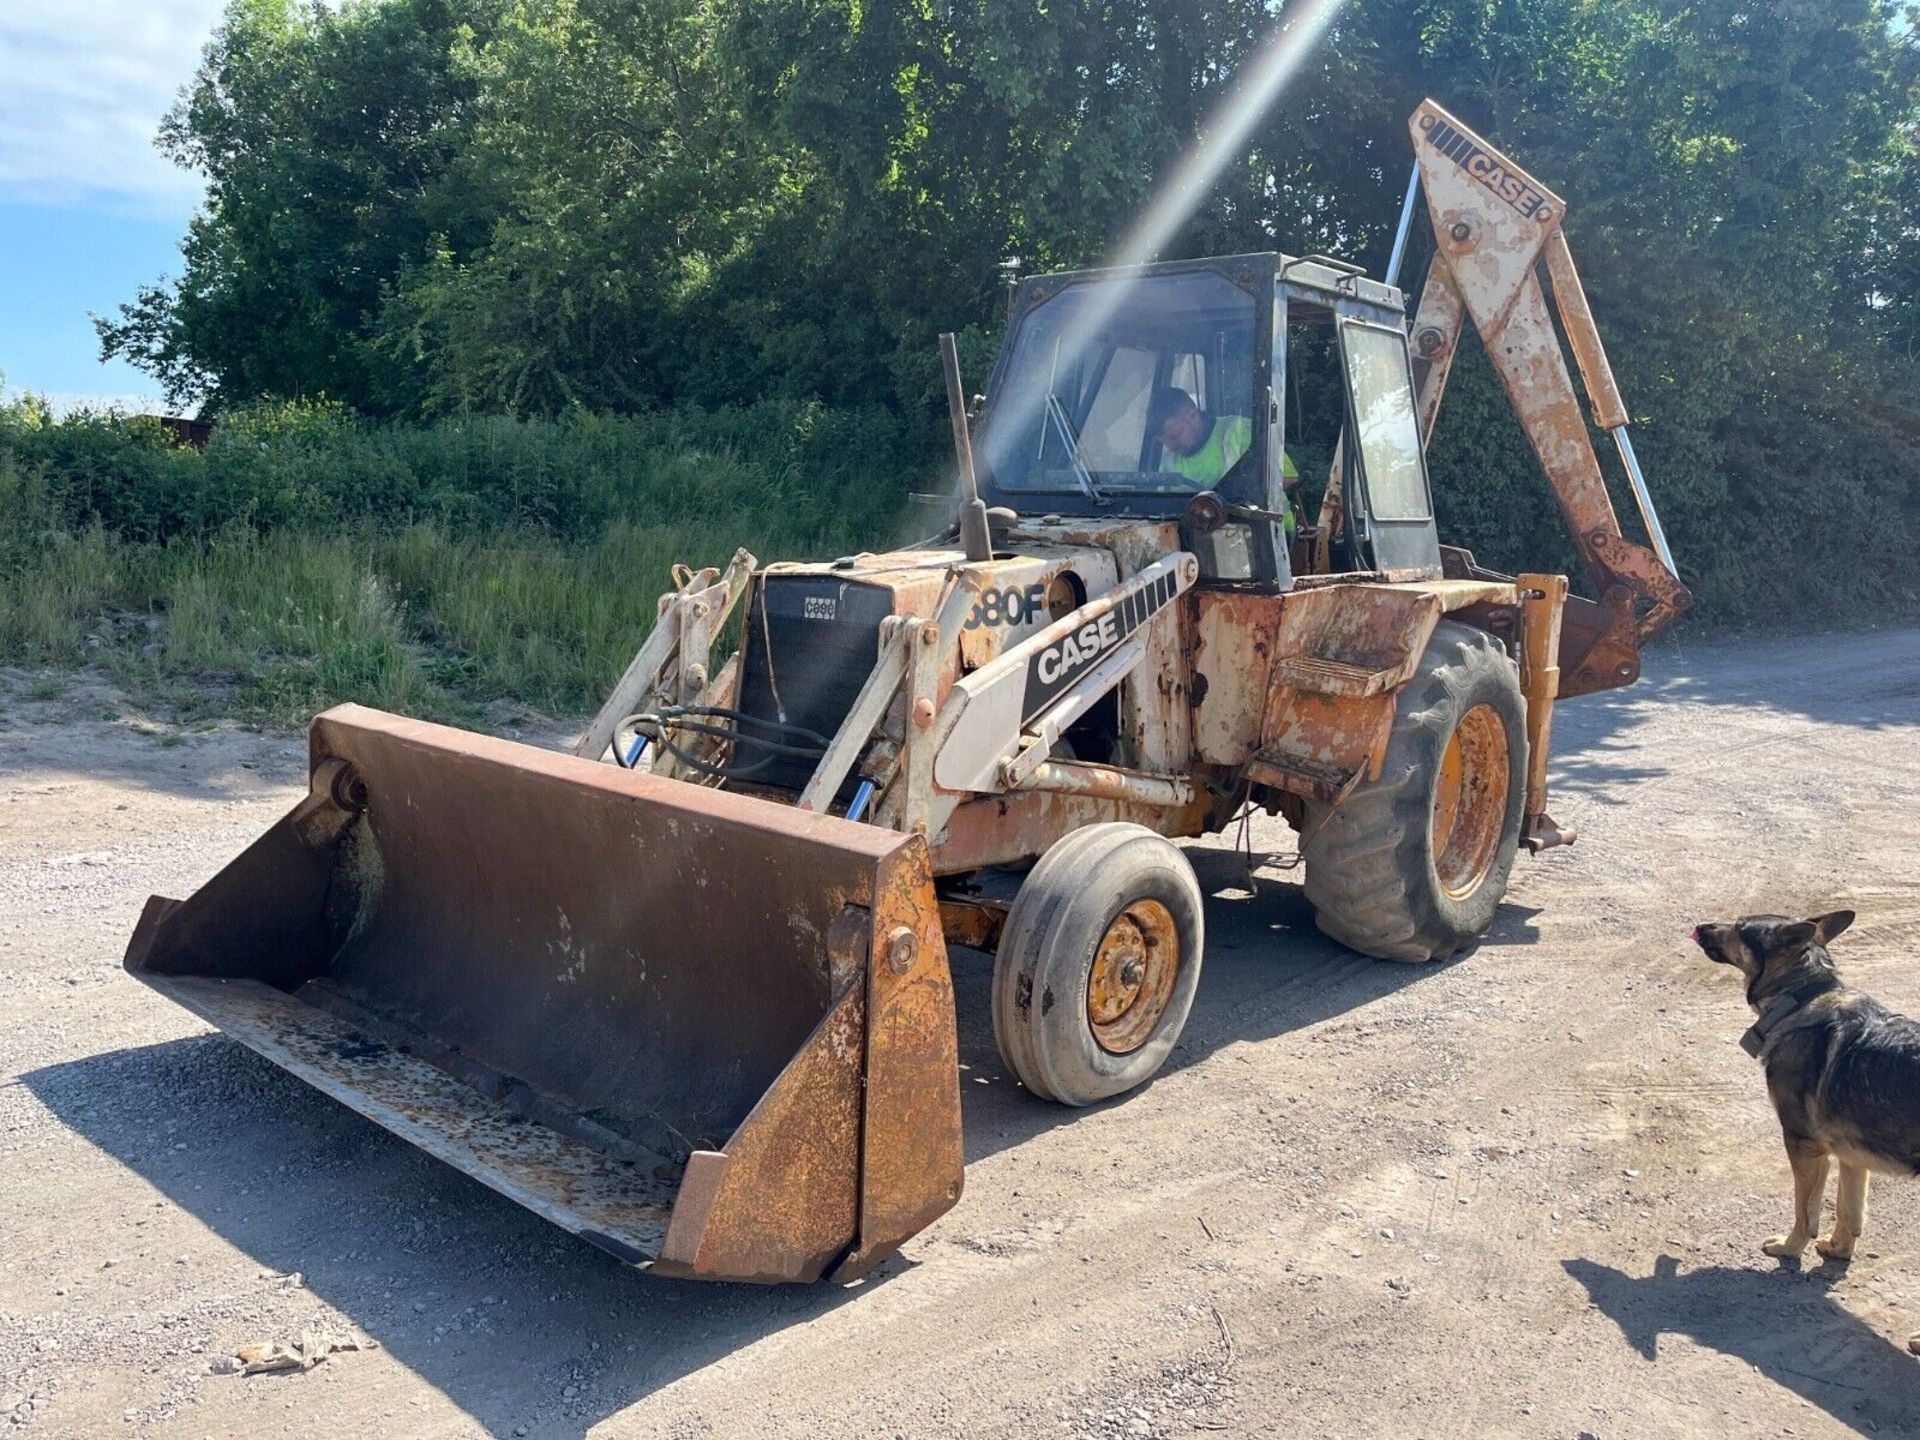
[1086,900,1181,1056]
[1430,702,1510,901]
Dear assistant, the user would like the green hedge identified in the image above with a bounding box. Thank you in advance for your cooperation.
[0,396,942,721]
[3,384,1915,726]
[2,395,932,546]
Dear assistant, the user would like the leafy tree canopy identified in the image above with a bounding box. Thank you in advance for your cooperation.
[97,0,1920,617]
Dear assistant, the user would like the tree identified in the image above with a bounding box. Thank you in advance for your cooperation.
[98,0,492,412]
[83,0,1920,621]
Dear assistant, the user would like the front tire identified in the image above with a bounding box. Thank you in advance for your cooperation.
[1302,621,1527,962]
[991,823,1204,1105]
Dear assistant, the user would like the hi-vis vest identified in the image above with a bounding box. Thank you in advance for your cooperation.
[1166,415,1252,488]
[1168,416,1298,536]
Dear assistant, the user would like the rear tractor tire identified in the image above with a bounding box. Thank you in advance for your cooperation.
[991,823,1204,1106]
[1302,620,1527,963]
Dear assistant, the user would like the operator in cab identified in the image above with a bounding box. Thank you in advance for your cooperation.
[1149,387,1300,535]
[1149,388,1248,488]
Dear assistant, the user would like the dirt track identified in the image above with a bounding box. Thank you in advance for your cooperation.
[3,625,1919,1439]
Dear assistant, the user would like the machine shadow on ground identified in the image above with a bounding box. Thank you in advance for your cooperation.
[1563,1254,1920,1437]
[941,847,1517,1160]
[23,864,1488,1438]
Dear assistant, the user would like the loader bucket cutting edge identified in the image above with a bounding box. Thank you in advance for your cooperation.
[123,704,963,1284]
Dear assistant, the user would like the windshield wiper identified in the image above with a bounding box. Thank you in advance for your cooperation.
[1045,394,1106,504]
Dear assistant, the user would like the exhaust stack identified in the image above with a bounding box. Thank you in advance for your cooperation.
[940,332,994,564]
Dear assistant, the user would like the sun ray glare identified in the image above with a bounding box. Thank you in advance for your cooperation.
[1109,0,1345,272]
[968,0,1347,505]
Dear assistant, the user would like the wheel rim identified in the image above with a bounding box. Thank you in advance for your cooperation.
[1086,900,1181,1056]
[1430,702,1511,900]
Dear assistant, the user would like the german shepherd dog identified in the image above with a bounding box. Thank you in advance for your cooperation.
[1693,910,1920,1265]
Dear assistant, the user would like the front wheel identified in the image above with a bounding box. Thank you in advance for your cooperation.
[991,823,1205,1105]
[1302,620,1527,962]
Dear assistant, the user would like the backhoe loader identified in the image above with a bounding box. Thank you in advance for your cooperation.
[126,101,1689,1283]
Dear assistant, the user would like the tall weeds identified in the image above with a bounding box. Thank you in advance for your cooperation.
[0,397,934,722]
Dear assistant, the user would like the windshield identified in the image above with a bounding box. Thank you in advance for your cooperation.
[980,271,1258,498]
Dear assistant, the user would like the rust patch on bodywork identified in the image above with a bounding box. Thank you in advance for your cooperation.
[655,981,866,1281]
[1187,590,1282,766]
[935,789,1212,874]
[1246,584,1445,804]
[938,898,1009,953]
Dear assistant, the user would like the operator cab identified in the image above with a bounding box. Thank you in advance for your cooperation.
[974,252,1441,586]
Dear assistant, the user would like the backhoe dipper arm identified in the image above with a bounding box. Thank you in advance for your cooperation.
[1358,101,1692,696]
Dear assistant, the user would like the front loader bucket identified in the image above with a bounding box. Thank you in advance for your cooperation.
[124,705,963,1284]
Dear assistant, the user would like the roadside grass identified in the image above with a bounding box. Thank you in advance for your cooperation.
[0,397,935,727]
[1,518,905,728]
[33,390,1912,735]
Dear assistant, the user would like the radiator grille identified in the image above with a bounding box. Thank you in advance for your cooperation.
[734,577,893,796]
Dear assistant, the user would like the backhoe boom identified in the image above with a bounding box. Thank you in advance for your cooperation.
[1324,100,1691,696]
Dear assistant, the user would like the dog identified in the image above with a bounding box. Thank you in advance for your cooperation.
[1693,910,1920,1265]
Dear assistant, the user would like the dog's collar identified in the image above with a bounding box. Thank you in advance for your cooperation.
[1741,977,1836,1059]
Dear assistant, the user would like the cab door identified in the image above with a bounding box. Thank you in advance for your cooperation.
[1338,317,1442,578]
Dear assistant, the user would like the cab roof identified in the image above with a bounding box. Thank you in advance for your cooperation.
[1015,251,1408,323]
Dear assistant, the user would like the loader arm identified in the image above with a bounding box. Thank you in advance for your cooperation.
[1321,100,1691,696]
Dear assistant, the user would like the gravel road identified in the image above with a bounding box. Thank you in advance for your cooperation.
[3,625,1919,1439]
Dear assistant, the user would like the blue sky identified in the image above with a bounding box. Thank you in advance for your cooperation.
[0,0,226,411]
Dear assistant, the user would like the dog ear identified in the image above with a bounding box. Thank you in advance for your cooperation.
[1775,921,1818,952]
[1811,910,1855,944]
